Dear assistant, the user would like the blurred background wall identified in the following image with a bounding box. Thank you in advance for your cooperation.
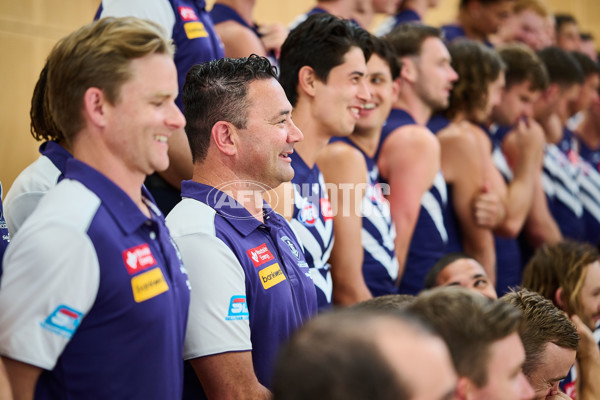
[0,0,598,191]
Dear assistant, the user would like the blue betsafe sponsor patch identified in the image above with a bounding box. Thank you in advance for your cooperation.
[40,305,83,339]
[226,295,249,321]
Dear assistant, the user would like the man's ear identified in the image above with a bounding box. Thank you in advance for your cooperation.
[455,376,473,400]
[400,57,417,83]
[211,121,238,156]
[555,287,565,310]
[298,66,317,98]
[83,87,108,129]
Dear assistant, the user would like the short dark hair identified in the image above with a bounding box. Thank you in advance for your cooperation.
[445,39,505,119]
[371,36,401,80]
[537,46,584,87]
[497,43,548,91]
[500,288,579,378]
[273,310,432,400]
[410,287,521,387]
[570,51,600,78]
[182,55,278,163]
[424,252,476,290]
[384,23,443,59]
[279,13,373,107]
[555,13,578,34]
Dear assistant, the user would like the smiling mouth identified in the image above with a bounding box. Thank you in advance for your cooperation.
[363,103,376,110]
[154,134,169,143]
[349,106,362,118]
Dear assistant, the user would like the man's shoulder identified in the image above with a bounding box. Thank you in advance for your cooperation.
[24,179,102,235]
[166,197,217,238]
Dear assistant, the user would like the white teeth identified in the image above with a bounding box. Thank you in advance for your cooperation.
[154,135,168,143]
[350,107,360,117]
[363,103,375,110]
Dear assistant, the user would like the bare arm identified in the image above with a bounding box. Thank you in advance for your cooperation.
[2,357,41,400]
[378,126,440,282]
[317,142,372,306]
[214,22,268,58]
[439,124,496,283]
[523,173,562,247]
[494,118,545,237]
[189,352,271,400]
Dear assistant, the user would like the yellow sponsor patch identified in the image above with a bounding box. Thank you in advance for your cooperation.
[131,267,169,303]
[184,22,209,39]
[259,263,286,290]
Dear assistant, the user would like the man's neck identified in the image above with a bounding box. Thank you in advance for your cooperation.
[73,135,149,217]
[350,127,380,158]
[192,161,265,222]
[393,91,432,126]
[292,105,337,168]
[577,111,600,150]
[457,11,487,43]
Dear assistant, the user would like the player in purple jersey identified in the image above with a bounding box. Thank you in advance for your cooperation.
[167,55,317,399]
[525,47,584,248]
[375,0,441,36]
[0,17,190,399]
[210,0,287,64]
[97,0,225,214]
[485,44,547,294]
[437,40,507,283]
[568,52,600,245]
[318,36,401,304]
[274,14,372,309]
[522,241,600,399]
[380,24,458,295]
[441,0,514,47]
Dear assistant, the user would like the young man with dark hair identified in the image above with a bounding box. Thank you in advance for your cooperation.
[501,288,580,399]
[0,17,190,398]
[441,0,515,46]
[568,52,600,246]
[424,252,498,299]
[555,14,581,52]
[273,309,457,400]
[317,36,401,303]
[379,24,458,295]
[486,43,548,294]
[526,47,585,247]
[273,13,372,309]
[167,55,317,399]
[410,287,534,399]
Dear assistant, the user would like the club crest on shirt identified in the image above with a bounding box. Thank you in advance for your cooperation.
[122,243,156,275]
[246,243,274,268]
[298,202,318,226]
[41,305,83,339]
[281,236,300,260]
